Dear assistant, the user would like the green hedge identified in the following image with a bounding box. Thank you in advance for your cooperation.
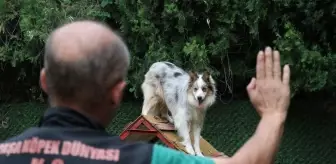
[1,1,335,163]
[1,0,336,102]
[1,101,336,164]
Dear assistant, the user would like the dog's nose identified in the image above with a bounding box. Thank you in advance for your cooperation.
[197,97,203,103]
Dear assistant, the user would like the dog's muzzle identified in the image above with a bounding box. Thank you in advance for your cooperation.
[197,96,204,104]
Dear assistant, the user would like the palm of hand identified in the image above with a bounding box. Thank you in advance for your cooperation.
[247,47,291,117]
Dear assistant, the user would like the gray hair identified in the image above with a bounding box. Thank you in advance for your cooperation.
[43,33,130,110]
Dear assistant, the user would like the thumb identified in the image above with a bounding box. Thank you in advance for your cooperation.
[246,77,256,96]
[246,77,256,91]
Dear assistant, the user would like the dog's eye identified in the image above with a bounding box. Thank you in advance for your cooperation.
[194,87,197,92]
[202,87,207,92]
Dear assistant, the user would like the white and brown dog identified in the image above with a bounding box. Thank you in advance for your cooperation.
[141,61,216,156]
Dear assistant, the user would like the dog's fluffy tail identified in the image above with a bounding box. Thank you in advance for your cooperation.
[141,72,166,116]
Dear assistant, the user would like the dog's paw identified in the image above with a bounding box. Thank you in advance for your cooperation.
[194,146,203,156]
[167,116,174,124]
[195,151,204,157]
[185,145,196,156]
[179,140,187,147]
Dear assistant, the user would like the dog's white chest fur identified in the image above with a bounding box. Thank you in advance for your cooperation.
[141,61,216,156]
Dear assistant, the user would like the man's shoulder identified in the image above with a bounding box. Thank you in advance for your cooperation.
[0,131,214,164]
[1,127,39,143]
[0,127,214,164]
[0,127,156,164]
[0,127,154,150]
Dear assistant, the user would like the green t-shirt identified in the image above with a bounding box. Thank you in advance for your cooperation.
[151,144,215,164]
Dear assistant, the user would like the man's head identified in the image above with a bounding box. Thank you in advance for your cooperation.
[40,20,130,126]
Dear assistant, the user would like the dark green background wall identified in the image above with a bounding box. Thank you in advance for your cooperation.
[1,100,335,164]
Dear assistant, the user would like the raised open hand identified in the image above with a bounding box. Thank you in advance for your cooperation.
[246,47,290,119]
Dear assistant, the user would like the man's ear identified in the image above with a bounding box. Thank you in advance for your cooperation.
[40,68,48,93]
[110,80,126,105]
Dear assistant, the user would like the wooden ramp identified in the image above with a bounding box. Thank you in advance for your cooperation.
[120,115,226,157]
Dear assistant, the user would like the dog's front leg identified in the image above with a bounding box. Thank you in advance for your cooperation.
[167,115,174,124]
[161,111,174,124]
[192,123,204,156]
[175,119,195,155]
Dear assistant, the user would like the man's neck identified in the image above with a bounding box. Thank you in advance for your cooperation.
[50,101,110,128]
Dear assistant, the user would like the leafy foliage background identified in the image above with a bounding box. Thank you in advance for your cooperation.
[1,0,336,102]
[1,1,336,163]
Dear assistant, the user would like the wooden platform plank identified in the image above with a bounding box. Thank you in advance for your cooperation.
[142,115,225,157]
[143,115,176,131]
[160,131,221,156]
[123,133,157,142]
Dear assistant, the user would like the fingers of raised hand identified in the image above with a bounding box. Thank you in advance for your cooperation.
[282,64,290,85]
[273,50,281,80]
[255,47,291,88]
[256,51,265,80]
[264,47,273,79]
[257,47,282,80]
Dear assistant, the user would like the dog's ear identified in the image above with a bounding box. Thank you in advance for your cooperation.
[188,71,197,82]
[202,71,211,82]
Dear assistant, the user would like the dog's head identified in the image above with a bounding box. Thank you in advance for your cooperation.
[188,71,216,109]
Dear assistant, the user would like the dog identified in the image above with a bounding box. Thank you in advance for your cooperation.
[141,61,216,156]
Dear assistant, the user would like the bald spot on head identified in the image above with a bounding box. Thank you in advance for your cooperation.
[49,21,122,62]
[43,20,130,110]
